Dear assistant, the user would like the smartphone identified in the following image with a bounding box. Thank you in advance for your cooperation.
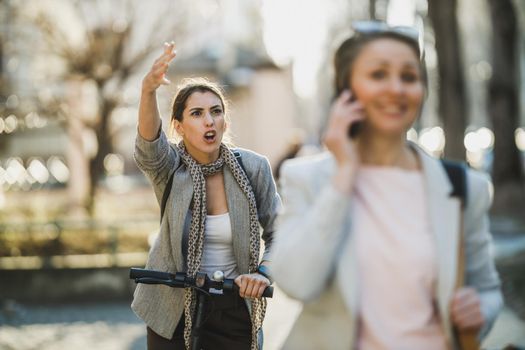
[348,120,362,139]
[337,87,362,139]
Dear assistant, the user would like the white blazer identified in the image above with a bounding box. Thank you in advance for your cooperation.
[271,145,502,350]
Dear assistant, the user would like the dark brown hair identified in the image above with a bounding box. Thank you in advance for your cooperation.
[170,77,228,123]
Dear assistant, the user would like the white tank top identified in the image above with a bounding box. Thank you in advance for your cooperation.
[200,213,240,279]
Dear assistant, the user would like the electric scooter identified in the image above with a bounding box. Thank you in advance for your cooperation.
[130,267,273,350]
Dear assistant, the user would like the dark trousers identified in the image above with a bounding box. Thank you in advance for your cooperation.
[147,292,252,350]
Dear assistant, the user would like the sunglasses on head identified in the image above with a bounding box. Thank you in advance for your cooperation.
[352,20,420,43]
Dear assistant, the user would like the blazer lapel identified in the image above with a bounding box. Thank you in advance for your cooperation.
[415,146,460,339]
[224,167,251,274]
[170,168,193,272]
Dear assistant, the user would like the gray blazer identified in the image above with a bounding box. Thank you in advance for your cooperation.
[271,145,502,350]
[131,131,281,339]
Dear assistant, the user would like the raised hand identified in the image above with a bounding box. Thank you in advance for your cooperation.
[138,41,177,140]
[142,41,177,94]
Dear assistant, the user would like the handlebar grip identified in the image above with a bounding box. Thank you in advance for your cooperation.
[130,268,175,281]
[223,279,274,298]
[262,286,274,298]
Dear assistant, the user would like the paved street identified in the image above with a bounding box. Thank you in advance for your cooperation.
[1,218,523,349]
[0,288,523,350]
[0,302,146,350]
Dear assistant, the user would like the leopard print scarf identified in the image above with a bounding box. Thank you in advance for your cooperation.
[177,142,266,350]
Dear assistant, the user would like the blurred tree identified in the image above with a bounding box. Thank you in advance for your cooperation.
[27,0,187,215]
[427,0,467,160]
[0,8,5,153]
[369,0,377,20]
[369,0,389,21]
[487,0,525,216]
[0,0,5,114]
[0,0,16,153]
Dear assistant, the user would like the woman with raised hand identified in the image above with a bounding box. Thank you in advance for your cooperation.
[271,22,502,350]
[131,42,280,350]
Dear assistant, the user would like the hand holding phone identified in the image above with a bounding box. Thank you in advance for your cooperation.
[324,90,365,155]
[325,89,364,193]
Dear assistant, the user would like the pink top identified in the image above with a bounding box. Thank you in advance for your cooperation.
[353,166,448,350]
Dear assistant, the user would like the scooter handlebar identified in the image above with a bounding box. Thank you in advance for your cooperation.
[130,268,273,298]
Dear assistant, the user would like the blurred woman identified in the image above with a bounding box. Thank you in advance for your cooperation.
[271,21,502,350]
[131,42,280,350]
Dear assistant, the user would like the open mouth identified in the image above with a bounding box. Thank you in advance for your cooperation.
[204,130,217,143]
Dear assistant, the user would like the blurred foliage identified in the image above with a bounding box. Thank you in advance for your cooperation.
[0,186,159,257]
[6,0,188,215]
[0,222,152,257]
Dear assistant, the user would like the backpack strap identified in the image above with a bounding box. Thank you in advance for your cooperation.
[441,159,479,349]
[440,159,467,208]
[232,149,246,174]
[160,149,248,223]
[160,169,176,223]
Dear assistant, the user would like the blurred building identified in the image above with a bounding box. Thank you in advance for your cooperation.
[0,0,297,200]
[1,0,525,201]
